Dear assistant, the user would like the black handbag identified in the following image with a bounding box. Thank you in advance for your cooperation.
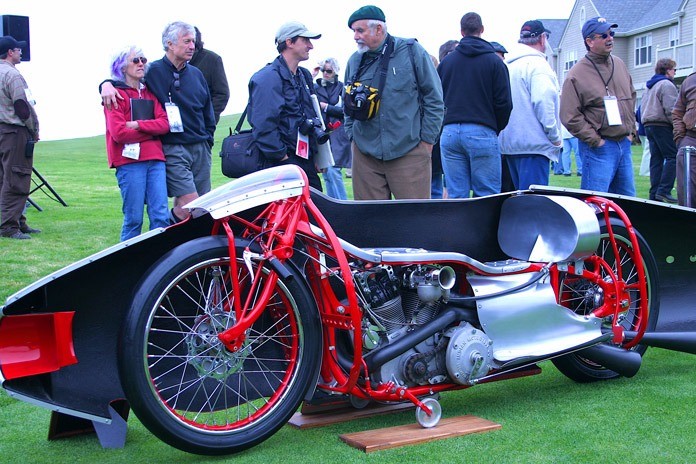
[220,105,261,178]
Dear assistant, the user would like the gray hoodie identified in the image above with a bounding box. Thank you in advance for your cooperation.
[498,43,562,161]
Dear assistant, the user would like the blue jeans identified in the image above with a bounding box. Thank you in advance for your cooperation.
[561,137,581,175]
[115,161,169,241]
[505,154,550,190]
[440,123,501,198]
[322,166,347,200]
[578,138,635,196]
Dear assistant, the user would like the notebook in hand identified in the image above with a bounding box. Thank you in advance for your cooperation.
[130,98,155,121]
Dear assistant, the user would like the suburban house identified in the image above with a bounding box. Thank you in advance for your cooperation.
[544,0,691,105]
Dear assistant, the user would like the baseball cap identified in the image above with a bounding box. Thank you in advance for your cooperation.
[275,21,321,45]
[520,20,551,38]
[582,17,618,39]
[0,36,27,55]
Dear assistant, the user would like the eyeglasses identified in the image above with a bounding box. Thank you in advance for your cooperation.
[131,56,148,64]
[593,30,615,40]
[321,68,334,74]
[172,72,180,91]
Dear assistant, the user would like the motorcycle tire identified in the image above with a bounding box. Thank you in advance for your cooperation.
[552,218,660,382]
[118,236,321,455]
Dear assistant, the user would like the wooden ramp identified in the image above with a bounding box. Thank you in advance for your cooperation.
[339,415,501,453]
[288,401,415,429]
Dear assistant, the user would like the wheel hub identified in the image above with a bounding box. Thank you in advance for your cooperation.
[187,313,250,379]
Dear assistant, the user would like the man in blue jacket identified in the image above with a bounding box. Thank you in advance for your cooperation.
[438,12,512,198]
[248,21,323,191]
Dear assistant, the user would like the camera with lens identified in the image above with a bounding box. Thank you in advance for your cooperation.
[299,117,331,145]
[351,84,368,108]
[344,81,380,121]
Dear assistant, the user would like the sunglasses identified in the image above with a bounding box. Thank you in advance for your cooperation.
[172,72,180,91]
[593,30,615,40]
[132,56,148,64]
[321,68,334,74]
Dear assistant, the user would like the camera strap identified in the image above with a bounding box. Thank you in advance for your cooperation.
[352,34,395,91]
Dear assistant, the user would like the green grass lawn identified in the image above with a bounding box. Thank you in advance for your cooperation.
[0,118,690,463]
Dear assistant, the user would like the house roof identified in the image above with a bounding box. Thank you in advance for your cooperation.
[589,0,683,33]
[542,19,569,49]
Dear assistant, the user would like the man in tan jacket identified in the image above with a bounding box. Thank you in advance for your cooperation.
[560,17,636,196]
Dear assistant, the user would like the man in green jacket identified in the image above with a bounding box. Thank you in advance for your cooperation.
[344,5,444,200]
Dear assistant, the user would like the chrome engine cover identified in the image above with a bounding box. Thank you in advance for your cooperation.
[469,272,603,361]
[445,323,494,385]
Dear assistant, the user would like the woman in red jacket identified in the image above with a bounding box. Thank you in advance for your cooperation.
[104,46,170,240]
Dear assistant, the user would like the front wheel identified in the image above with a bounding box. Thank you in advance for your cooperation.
[119,236,321,455]
[552,219,660,382]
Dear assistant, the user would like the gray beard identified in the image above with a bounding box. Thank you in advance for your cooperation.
[357,43,369,54]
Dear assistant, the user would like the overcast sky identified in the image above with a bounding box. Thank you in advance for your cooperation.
[4,0,574,141]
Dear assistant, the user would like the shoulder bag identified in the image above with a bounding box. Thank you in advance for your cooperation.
[220,105,261,178]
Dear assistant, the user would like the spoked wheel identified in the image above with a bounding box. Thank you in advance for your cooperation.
[119,236,320,455]
[553,218,660,382]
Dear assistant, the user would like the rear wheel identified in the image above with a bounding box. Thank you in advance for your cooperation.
[119,236,320,455]
[552,219,659,382]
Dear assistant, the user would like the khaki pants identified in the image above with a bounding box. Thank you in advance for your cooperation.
[351,142,431,200]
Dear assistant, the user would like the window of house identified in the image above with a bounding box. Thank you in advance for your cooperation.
[635,34,652,66]
[564,51,577,79]
[580,7,586,26]
[669,26,679,47]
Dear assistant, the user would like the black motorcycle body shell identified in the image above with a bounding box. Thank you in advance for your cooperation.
[0,166,695,442]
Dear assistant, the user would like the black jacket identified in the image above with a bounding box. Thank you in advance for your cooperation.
[190,48,230,123]
[248,56,322,190]
[248,55,317,161]
[314,77,351,168]
[437,36,512,133]
[146,55,216,146]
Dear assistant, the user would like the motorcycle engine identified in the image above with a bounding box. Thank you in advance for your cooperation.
[354,264,493,387]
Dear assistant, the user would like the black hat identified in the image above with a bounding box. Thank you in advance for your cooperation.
[0,36,27,56]
[520,20,551,38]
[348,5,386,28]
[490,41,508,54]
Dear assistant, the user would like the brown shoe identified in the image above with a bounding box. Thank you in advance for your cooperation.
[2,230,31,240]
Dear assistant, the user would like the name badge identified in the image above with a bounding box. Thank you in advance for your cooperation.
[122,143,141,160]
[603,96,622,126]
[296,130,309,159]
[165,102,184,132]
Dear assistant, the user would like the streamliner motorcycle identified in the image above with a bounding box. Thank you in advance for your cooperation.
[2,164,696,456]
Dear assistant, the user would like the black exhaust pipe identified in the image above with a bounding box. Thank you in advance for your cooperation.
[624,331,696,355]
[363,306,476,372]
[576,344,642,378]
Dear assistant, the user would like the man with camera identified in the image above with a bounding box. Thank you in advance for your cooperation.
[344,5,444,200]
[247,21,323,191]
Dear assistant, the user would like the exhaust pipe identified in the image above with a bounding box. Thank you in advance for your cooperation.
[364,306,476,372]
[576,344,642,378]
[624,331,696,355]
